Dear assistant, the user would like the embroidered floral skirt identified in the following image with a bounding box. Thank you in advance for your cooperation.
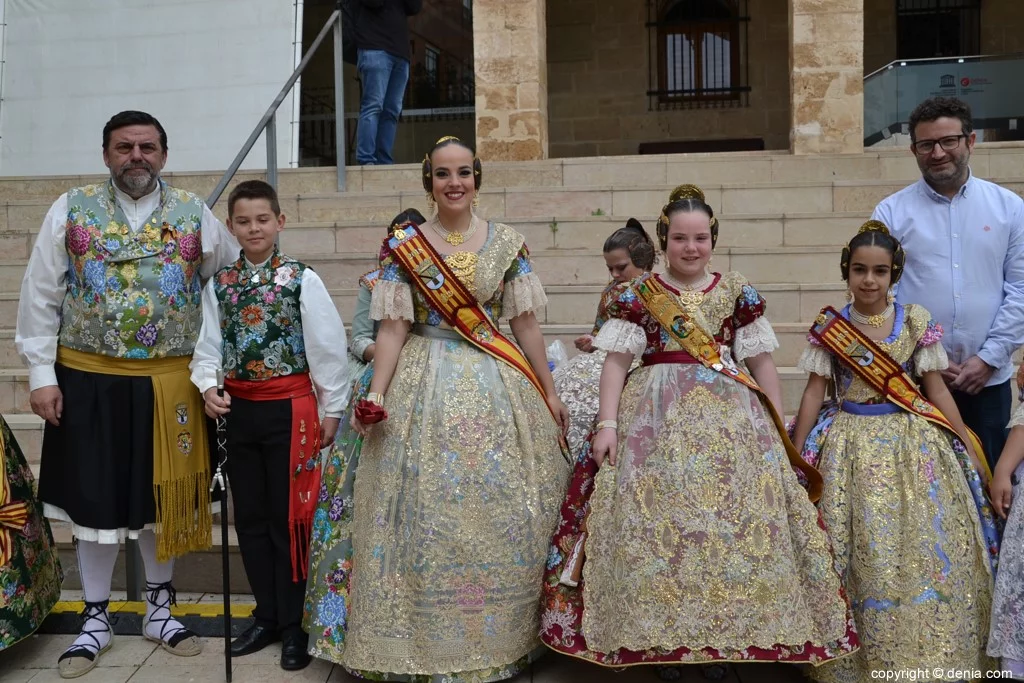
[304,364,372,662]
[1,415,63,651]
[336,334,570,681]
[989,462,1024,666]
[552,350,605,458]
[540,363,857,667]
[808,410,998,683]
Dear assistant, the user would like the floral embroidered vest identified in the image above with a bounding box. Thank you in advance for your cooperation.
[59,180,205,359]
[213,251,309,380]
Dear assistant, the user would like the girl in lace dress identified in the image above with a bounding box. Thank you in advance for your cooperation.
[540,185,856,673]
[553,218,655,457]
[338,137,571,681]
[792,222,998,683]
[987,393,1024,679]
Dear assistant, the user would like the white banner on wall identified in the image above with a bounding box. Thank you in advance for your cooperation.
[0,0,298,177]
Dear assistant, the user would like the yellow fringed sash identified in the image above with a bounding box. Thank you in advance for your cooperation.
[634,276,824,502]
[56,347,212,560]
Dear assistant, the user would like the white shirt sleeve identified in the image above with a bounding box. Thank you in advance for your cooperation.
[199,205,240,280]
[301,269,350,418]
[189,279,224,395]
[15,194,71,391]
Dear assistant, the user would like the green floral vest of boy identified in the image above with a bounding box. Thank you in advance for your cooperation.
[213,250,309,380]
[59,180,206,359]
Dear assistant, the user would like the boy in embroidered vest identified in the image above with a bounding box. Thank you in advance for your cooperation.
[190,180,348,671]
[16,110,240,678]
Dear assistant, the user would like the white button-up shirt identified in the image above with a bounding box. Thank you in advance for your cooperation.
[872,172,1024,387]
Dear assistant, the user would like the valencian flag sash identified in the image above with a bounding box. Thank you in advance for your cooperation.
[387,225,568,456]
[634,275,824,502]
[809,305,991,481]
[0,427,29,568]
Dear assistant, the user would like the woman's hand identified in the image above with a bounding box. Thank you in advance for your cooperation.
[548,395,570,435]
[574,334,595,353]
[990,471,1014,520]
[591,428,618,468]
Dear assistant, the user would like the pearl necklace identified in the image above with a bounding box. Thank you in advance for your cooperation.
[431,215,477,246]
[850,303,894,327]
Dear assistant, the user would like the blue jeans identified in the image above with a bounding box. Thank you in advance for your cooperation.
[953,379,1011,472]
[356,49,409,165]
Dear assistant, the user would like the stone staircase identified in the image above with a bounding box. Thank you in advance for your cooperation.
[5,144,1024,477]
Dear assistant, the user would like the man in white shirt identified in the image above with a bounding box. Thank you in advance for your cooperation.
[873,97,1024,472]
[15,111,239,678]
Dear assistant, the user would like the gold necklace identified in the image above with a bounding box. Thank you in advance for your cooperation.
[432,216,477,246]
[850,303,894,327]
[663,271,714,308]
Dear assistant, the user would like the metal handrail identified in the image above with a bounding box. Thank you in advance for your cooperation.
[207,4,347,206]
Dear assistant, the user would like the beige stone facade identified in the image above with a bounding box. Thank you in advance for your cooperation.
[545,0,791,157]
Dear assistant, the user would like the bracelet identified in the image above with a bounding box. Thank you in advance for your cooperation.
[366,392,385,405]
[595,420,618,431]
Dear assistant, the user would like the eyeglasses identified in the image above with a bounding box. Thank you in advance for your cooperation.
[912,134,967,155]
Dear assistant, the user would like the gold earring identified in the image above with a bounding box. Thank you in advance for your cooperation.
[846,289,853,303]
[472,194,480,209]
[886,288,895,305]
[426,192,435,213]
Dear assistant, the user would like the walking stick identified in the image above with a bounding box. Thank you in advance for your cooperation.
[210,370,232,682]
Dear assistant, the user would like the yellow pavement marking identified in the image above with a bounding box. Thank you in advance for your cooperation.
[53,601,255,619]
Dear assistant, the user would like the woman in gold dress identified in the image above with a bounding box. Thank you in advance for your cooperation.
[792,222,998,683]
[540,185,857,671]
[338,137,571,681]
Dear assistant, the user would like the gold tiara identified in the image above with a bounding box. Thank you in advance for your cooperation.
[669,184,706,203]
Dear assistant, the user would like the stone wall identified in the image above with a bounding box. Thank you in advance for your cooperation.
[546,0,791,157]
[863,0,1024,74]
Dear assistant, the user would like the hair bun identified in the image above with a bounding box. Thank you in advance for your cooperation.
[857,219,891,236]
[669,184,706,203]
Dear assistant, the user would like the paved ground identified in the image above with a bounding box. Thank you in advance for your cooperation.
[0,592,806,682]
[0,635,808,683]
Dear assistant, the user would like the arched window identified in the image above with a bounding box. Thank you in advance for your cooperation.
[651,0,748,108]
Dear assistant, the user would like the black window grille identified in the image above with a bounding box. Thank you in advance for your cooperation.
[647,0,750,110]
[896,0,981,59]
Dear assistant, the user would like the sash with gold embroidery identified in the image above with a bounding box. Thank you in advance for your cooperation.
[387,225,564,430]
[634,275,824,502]
[809,305,990,479]
[0,426,29,568]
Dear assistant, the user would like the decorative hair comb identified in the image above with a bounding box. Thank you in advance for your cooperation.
[669,184,706,203]
[857,220,892,236]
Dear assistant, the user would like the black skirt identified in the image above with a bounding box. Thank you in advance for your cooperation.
[38,363,216,532]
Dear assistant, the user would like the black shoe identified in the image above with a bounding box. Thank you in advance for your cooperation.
[230,624,279,657]
[280,634,311,671]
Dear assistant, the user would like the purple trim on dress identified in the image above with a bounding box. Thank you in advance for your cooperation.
[840,400,901,416]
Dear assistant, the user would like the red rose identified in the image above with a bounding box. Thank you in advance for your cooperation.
[354,399,388,425]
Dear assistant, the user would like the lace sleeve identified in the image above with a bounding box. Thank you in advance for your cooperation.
[797,344,833,377]
[1009,402,1024,429]
[732,316,779,361]
[593,318,646,358]
[370,279,414,322]
[912,342,949,374]
[501,272,548,320]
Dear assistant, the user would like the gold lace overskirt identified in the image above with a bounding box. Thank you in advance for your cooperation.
[341,334,570,677]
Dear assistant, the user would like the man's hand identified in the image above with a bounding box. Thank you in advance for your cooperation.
[203,387,232,419]
[940,359,962,385]
[950,356,995,396]
[30,386,63,426]
[321,417,340,445]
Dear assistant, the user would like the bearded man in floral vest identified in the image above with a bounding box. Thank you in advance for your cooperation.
[15,110,239,678]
